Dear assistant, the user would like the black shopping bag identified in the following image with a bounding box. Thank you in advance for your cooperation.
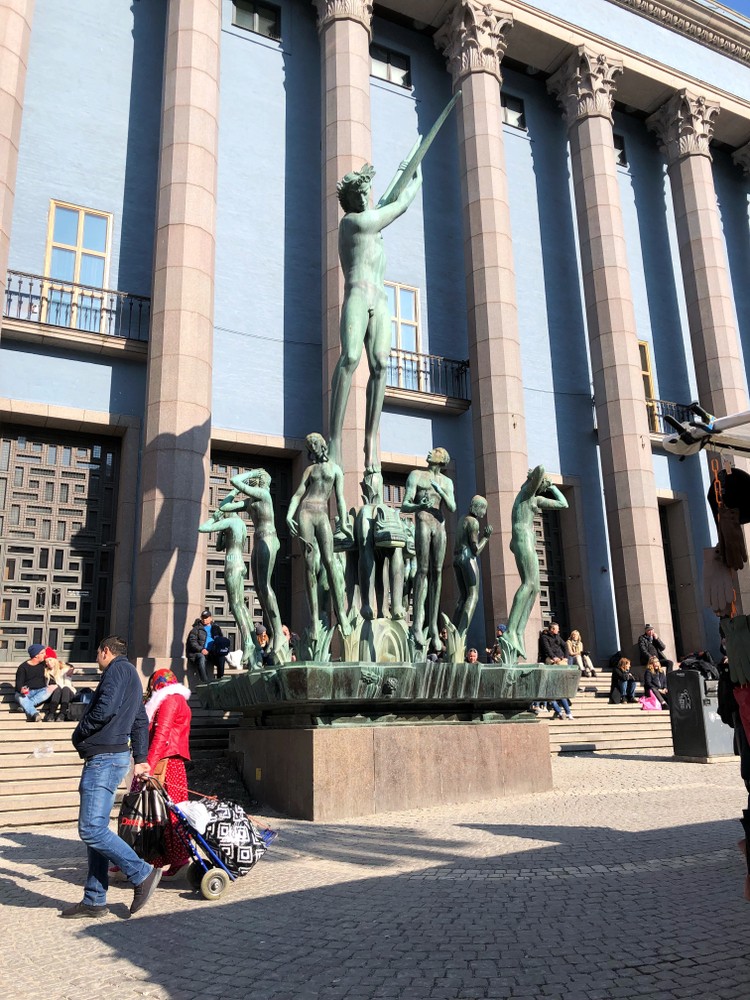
[118,785,168,863]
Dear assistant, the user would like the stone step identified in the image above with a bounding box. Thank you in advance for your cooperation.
[3,805,86,826]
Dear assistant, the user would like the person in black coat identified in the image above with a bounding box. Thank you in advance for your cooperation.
[539,622,567,664]
[185,610,228,682]
[610,657,637,704]
[643,655,669,708]
[638,625,674,671]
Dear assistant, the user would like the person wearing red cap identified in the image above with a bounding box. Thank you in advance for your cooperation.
[42,648,77,722]
[14,643,55,721]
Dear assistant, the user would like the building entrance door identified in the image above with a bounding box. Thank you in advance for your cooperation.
[0,426,120,660]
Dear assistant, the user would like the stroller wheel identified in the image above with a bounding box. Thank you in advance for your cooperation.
[187,861,205,891]
[200,867,230,900]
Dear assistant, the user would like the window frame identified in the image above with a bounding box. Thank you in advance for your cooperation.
[385,281,422,391]
[639,340,659,433]
[232,0,281,41]
[614,133,629,167]
[43,200,113,333]
[370,43,412,89]
[501,93,527,131]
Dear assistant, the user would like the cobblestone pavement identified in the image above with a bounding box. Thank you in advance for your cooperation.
[2,751,749,1000]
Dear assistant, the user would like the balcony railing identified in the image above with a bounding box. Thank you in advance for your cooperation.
[647,397,694,435]
[4,269,150,342]
[387,347,470,401]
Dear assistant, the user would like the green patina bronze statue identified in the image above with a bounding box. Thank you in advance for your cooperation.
[502,466,568,661]
[198,510,255,666]
[328,92,462,475]
[328,161,423,475]
[452,495,493,638]
[287,432,353,637]
[219,469,287,661]
[401,447,456,652]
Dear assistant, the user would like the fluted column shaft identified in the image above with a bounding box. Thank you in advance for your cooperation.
[315,0,372,500]
[436,1,530,645]
[132,0,220,658]
[0,0,35,345]
[549,47,674,655]
[649,92,747,420]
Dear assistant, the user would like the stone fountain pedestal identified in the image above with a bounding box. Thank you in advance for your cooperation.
[197,661,578,821]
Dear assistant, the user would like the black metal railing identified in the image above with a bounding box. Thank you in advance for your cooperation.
[4,270,150,342]
[647,398,693,435]
[387,347,470,401]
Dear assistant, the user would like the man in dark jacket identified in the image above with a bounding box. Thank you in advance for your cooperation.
[62,636,161,920]
[638,624,674,671]
[539,622,567,664]
[185,610,227,682]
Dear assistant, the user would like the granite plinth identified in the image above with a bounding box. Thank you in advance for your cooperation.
[196,661,579,725]
[230,719,553,821]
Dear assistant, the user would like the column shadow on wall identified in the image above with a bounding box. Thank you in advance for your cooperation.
[135,418,211,659]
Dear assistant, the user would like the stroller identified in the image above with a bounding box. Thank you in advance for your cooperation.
[148,779,277,900]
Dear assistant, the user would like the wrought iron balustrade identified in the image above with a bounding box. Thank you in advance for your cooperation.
[387,347,470,400]
[4,269,150,342]
[647,397,694,435]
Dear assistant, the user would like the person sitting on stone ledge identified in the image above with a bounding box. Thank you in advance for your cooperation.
[185,610,228,683]
[540,622,567,664]
[548,698,574,721]
[610,656,637,704]
[14,643,55,722]
[255,624,273,666]
[638,624,674,672]
[644,655,669,709]
[566,629,596,677]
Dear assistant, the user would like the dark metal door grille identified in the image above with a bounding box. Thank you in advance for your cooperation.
[534,508,569,637]
[0,426,119,659]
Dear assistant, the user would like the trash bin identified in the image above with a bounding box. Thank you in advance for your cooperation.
[668,669,735,760]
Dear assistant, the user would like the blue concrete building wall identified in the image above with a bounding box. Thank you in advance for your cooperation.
[714,149,750,390]
[10,0,165,300]
[0,342,146,418]
[212,0,322,438]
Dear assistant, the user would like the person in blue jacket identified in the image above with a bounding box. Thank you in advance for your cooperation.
[62,635,162,919]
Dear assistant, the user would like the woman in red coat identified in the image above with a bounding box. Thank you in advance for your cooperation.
[143,667,192,875]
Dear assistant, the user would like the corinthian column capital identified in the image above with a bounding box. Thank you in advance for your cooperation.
[547,47,623,128]
[434,1,513,88]
[733,141,750,176]
[313,0,373,35]
[647,91,720,164]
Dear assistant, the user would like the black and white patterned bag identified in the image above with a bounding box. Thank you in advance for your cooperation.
[201,799,268,875]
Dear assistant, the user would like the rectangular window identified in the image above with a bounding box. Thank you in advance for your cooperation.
[370,44,411,88]
[640,340,658,433]
[614,133,628,167]
[501,94,526,130]
[385,281,421,391]
[232,0,281,40]
[44,201,112,333]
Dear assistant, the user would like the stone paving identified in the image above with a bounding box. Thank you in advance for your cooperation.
[2,751,749,1000]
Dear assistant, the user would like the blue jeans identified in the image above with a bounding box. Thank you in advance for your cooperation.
[78,751,152,906]
[618,679,637,701]
[14,687,51,717]
[550,698,572,718]
[190,650,225,682]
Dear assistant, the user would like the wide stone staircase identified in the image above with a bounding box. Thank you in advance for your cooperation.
[0,662,240,827]
[548,670,673,754]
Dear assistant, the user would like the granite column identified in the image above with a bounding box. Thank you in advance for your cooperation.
[648,92,748,420]
[435,1,531,647]
[132,0,220,658]
[314,0,373,500]
[0,0,35,345]
[548,47,674,655]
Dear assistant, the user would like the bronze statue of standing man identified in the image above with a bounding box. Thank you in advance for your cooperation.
[329,161,422,475]
[401,448,456,652]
